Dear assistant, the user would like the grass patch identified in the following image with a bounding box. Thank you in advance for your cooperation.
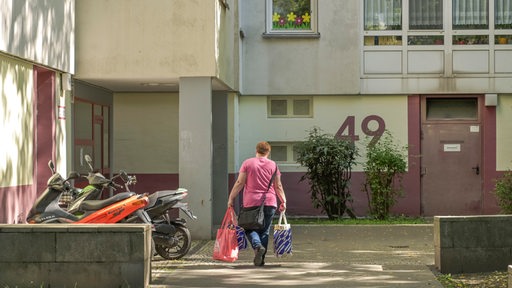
[287,216,432,225]
[436,271,508,288]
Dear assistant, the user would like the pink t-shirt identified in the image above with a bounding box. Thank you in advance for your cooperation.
[240,157,280,208]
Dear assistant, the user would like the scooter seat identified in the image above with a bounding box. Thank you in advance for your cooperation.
[80,192,136,211]
[147,188,187,208]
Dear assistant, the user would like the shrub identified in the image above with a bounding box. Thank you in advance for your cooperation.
[295,127,358,219]
[363,130,407,220]
[493,171,512,214]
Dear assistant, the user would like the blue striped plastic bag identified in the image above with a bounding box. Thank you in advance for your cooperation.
[235,225,248,250]
[273,212,292,257]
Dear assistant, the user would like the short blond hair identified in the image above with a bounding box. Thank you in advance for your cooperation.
[256,141,271,155]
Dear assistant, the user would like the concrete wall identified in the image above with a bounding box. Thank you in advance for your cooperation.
[75,0,218,84]
[240,0,360,95]
[113,92,179,174]
[509,265,511,288]
[0,54,72,224]
[0,224,151,288]
[496,94,512,170]
[0,56,34,188]
[0,0,74,224]
[434,216,512,274]
[0,0,75,73]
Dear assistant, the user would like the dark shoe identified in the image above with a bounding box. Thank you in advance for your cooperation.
[253,246,266,266]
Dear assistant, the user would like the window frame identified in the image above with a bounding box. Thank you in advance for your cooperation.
[264,0,320,38]
[269,142,301,164]
[267,96,314,118]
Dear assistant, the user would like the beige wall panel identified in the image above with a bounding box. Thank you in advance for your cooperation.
[495,51,512,73]
[0,56,34,187]
[452,50,489,74]
[240,0,360,95]
[496,94,512,170]
[113,93,179,173]
[76,0,216,80]
[407,51,444,74]
[238,95,408,172]
[364,51,402,74]
[0,0,74,73]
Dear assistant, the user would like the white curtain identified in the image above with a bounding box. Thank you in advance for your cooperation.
[453,0,488,26]
[495,0,512,26]
[409,0,443,29]
[364,0,402,30]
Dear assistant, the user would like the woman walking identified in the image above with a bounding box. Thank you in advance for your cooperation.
[228,141,287,266]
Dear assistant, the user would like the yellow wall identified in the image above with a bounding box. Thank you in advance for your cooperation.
[238,95,408,172]
[496,94,512,170]
[0,56,34,187]
[113,93,179,173]
[76,0,217,81]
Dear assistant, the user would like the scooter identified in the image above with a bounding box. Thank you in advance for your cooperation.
[26,160,150,225]
[124,184,197,260]
[66,154,122,215]
[66,154,197,260]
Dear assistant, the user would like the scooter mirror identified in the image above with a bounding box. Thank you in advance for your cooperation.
[84,154,94,171]
[48,160,56,174]
[119,170,129,182]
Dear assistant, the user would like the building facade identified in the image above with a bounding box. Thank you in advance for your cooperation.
[0,0,75,224]
[1,0,511,239]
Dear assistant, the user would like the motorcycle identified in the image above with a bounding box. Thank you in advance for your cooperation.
[66,154,197,260]
[26,160,150,225]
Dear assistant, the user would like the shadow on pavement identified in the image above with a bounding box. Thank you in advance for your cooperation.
[150,225,444,288]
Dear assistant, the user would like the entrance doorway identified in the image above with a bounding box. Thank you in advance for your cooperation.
[421,96,482,215]
[74,99,110,178]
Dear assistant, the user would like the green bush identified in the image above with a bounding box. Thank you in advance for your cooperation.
[363,130,407,220]
[493,171,512,214]
[295,127,358,219]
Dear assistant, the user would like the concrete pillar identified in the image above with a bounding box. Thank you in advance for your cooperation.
[212,91,229,230]
[179,77,214,240]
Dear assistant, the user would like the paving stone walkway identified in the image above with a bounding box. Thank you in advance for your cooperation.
[150,225,443,288]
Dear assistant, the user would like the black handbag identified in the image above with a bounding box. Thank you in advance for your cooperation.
[238,167,277,230]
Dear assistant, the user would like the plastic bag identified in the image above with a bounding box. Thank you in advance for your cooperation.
[213,207,239,262]
[273,212,292,257]
[235,225,248,250]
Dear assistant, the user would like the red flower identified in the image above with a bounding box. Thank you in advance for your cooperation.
[279,17,286,26]
[295,16,303,26]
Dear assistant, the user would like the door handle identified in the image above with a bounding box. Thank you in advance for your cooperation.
[472,164,480,175]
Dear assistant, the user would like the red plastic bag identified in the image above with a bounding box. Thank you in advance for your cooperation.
[213,207,239,262]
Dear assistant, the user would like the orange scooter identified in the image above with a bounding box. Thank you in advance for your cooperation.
[26,160,151,225]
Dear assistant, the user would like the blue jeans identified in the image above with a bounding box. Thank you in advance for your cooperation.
[245,206,276,254]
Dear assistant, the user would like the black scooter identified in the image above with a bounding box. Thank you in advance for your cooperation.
[68,155,197,260]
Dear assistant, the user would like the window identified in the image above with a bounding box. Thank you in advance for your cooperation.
[269,142,300,163]
[409,0,443,30]
[426,98,478,120]
[364,0,402,30]
[495,0,512,29]
[268,96,313,118]
[452,0,489,29]
[266,0,318,36]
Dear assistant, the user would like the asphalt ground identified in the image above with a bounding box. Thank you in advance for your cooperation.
[150,225,443,288]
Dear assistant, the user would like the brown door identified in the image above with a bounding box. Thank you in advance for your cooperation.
[421,96,482,216]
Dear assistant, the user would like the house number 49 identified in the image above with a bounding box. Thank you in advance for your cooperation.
[335,115,386,145]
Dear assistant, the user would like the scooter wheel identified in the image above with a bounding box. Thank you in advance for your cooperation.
[155,226,191,260]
